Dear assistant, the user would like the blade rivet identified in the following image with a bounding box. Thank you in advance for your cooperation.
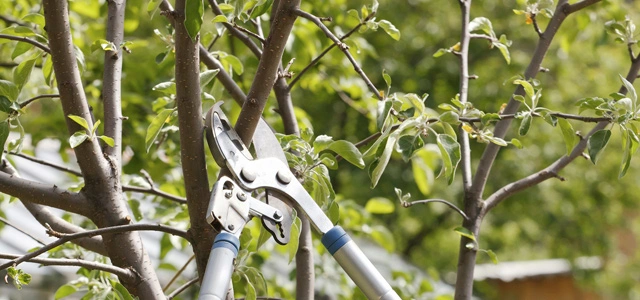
[276,170,291,184]
[225,191,232,198]
[273,211,282,219]
[241,167,257,182]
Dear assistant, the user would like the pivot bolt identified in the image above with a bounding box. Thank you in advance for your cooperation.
[273,211,282,220]
[276,170,292,184]
[225,191,232,198]
[241,167,257,182]
[237,192,247,201]
[228,224,235,231]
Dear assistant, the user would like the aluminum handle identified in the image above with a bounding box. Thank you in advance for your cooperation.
[199,233,239,300]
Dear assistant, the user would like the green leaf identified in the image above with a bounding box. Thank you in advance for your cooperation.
[0,80,20,102]
[619,74,637,106]
[485,249,499,264]
[22,13,46,28]
[468,17,494,36]
[364,197,395,214]
[519,113,532,136]
[128,199,143,221]
[0,96,13,113]
[221,54,244,75]
[91,119,101,135]
[90,39,117,53]
[397,134,424,161]
[347,9,360,22]
[13,58,37,92]
[184,0,204,41]
[146,108,175,152]
[200,69,220,88]
[433,48,449,58]
[288,215,301,263]
[152,81,176,95]
[510,138,523,149]
[43,55,55,86]
[55,284,77,299]
[99,136,115,147]
[67,115,90,130]
[620,128,638,178]
[454,226,476,241]
[328,200,340,223]
[436,134,461,185]
[313,135,333,153]
[514,79,534,98]
[378,20,401,40]
[147,0,163,18]
[327,140,364,168]
[250,0,273,19]
[382,69,392,88]
[412,146,438,195]
[439,111,460,124]
[0,121,9,161]
[211,15,229,23]
[11,42,33,60]
[112,281,134,300]
[587,129,611,164]
[557,118,578,155]
[244,278,257,300]
[369,134,397,188]
[493,41,511,64]
[69,131,89,148]
[377,100,393,130]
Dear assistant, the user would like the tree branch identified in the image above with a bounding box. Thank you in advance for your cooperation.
[294,9,381,100]
[173,0,215,280]
[0,15,27,27]
[19,94,59,109]
[0,216,47,245]
[0,34,51,53]
[289,16,369,89]
[0,160,90,216]
[234,0,301,146]
[458,0,473,193]
[163,255,194,292]
[0,253,136,282]
[531,13,543,37]
[5,151,83,177]
[471,0,571,199]
[402,199,469,221]
[0,223,188,271]
[565,0,602,14]
[43,0,111,183]
[206,0,263,57]
[481,50,640,216]
[167,277,199,299]
[122,185,187,204]
[102,0,126,168]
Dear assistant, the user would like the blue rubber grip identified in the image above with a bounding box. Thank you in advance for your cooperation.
[321,226,352,255]
[213,232,240,256]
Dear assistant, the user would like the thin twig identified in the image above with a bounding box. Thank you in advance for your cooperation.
[163,255,195,292]
[0,34,51,53]
[228,23,265,44]
[288,16,369,89]
[402,199,469,221]
[5,151,83,176]
[19,94,60,109]
[564,0,602,14]
[167,277,199,299]
[0,217,47,245]
[0,253,135,281]
[294,9,381,100]
[0,15,28,27]
[0,223,188,271]
[122,185,187,204]
[531,13,543,37]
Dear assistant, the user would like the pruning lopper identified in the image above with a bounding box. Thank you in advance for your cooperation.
[199,103,401,300]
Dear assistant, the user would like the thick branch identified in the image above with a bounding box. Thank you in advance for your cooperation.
[173,0,214,280]
[0,34,51,53]
[102,0,126,167]
[0,223,188,271]
[0,160,90,216]
[482,52,640,216]
[0,253,135,281]
[43,0,111,182]
[234,0,301,146]
[294,9,381,100]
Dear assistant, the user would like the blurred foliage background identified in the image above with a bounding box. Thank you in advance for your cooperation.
[1,0,640,298]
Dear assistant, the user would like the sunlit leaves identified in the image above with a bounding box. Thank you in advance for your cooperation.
[90,39,117,53]
[557,118,578,156]
[0,121,9,161]
[468,17,511,64]
[6,266,31,290]
[145,108,176,152]
[436,134,461,185]
[13,57,36,92]
[587,129,611,164]
[378,20,401,40]
[519,112,532,136]
[411,146,440,195]
[605,17,637,45]
[185,0,204,41]
[67,115,113,148]
[0,80,19,102]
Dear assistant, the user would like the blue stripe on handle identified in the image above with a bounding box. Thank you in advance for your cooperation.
[213,232,240,256]
[321,226,352,255]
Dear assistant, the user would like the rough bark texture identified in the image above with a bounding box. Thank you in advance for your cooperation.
[173,0,215,281]
[42,1,163,297]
